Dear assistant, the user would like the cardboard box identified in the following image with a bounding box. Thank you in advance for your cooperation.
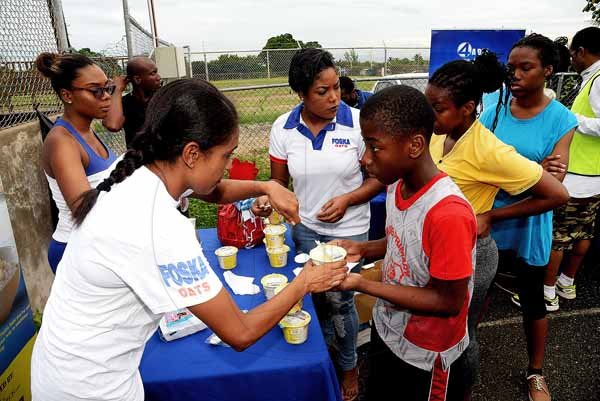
[355,260,382,324]
[158,308,207,342]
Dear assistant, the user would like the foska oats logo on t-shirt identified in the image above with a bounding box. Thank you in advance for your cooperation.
[331,138,351,148]
[159,256,213,297]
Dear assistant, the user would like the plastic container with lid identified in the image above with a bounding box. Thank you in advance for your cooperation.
[260,273,288,300]
[266,245,290,268]
[214,246,238,270]
[263,224,286,249]
[279,310,311,344]
[309,244,347,266]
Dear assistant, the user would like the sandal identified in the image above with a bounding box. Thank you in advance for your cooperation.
[341,366,359,401]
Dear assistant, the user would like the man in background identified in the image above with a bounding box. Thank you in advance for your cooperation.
[544,27,600,309]
[340,76,372,109]
[103,57,161,148]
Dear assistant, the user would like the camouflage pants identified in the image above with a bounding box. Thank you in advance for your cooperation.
[552,194,600,251]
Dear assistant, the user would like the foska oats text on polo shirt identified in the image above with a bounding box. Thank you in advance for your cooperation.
[332,138,351,148]
[159,256,213,297]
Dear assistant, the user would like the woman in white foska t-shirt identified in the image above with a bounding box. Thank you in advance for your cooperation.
[30,79,348,401]
[253,49,384,401]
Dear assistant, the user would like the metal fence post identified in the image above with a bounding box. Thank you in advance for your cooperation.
[383,45,388,76]
[122,0,133,59]
[556,73,565,100]
[183,46,192,78]
[147,0,159,48]
[203,51,209,81]
[50,0,69,52]
[266,50,271,79]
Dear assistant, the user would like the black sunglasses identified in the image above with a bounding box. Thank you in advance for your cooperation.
[71,84,116,99]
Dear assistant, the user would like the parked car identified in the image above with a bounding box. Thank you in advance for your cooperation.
[371,72,428,93]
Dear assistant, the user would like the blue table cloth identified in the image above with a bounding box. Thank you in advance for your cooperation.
[140,227,342,401]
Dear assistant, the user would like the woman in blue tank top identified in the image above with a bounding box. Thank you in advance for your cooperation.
[36,52,118,273]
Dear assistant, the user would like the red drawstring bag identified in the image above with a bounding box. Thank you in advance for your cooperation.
[216,159,265,249]
[228,158,258,180]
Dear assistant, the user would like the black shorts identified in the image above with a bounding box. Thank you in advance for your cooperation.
[498,250,546,321]
[366,326,467,401]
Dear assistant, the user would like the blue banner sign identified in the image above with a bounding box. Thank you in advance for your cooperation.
[429,29,526,76]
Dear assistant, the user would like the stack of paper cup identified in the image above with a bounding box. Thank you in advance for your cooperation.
[266,245,290,268]
[264,224,286,248]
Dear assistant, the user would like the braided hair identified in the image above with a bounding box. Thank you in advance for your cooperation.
[72,78,238,225]
[511,33,560,74]
[429,50,508,132]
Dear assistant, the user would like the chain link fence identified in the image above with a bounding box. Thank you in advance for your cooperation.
[190,47,430,83]
[548,72,581,108]
[0,0,174,131]
[125,12,172,58]
[0,55,131,131]
[0,0,61,128]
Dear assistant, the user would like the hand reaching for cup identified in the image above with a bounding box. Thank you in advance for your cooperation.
[252,195,272,217]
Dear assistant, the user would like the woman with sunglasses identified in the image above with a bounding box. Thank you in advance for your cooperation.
[36,52,118,273]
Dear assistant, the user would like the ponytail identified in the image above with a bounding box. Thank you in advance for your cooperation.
[473,50,510,132]
[429,50,509,132]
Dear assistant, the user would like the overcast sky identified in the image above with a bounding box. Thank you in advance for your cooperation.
[61,0,593,54]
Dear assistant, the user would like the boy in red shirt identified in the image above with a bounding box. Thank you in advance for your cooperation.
[335,85,476,401]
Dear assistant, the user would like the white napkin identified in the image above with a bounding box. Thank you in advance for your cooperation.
[293,267,303,276]
[223,271,260,295]
[346,262,359,271]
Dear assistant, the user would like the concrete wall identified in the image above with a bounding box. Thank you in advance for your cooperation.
[0,120,54,313]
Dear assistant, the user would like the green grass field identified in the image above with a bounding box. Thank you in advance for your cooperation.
[211,77,289,89]
[213,76,374,91]
[218,77,374,125]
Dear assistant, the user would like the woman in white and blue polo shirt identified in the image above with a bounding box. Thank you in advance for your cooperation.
[254,48,383,401]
